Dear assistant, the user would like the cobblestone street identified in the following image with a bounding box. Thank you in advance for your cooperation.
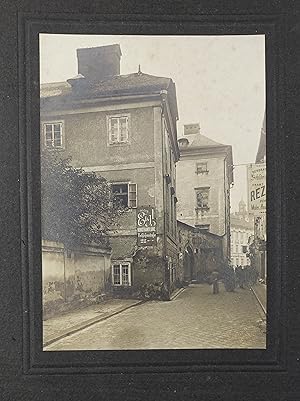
[45,283,266,351]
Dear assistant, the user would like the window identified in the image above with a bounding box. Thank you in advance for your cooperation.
[195,188,210,210]
[112,262,131,286]
[196,162,208,174]
[43,122,63,148]
[236,245,239,253]
[111,183,137,208]
[108,115,129,144]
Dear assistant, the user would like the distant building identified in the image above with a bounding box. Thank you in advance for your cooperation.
[256,111,266,163]
[230,199,254,267]
[253,111,267,280]
[40,44,181,298]
[176,123,234,259]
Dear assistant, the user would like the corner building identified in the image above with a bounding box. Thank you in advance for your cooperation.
[40,44,180,298]
[176,124,233,260]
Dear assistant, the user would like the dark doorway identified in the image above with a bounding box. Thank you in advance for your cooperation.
[183,246,195,282]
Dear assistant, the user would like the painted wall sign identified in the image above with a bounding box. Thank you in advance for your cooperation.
[136,207,157,246]
[247,163,266,215]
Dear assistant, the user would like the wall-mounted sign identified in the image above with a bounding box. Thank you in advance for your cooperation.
[136,207,157,246]
[247,163,266,215]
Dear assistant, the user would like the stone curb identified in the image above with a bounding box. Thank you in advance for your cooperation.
[250,286,267,316]
[170,287,187,301]
[43,299,145,348]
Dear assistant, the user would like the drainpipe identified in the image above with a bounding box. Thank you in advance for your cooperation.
[63,246,67,302]
[160,90,170,299]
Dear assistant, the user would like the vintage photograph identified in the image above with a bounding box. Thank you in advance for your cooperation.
[40,34,266,351]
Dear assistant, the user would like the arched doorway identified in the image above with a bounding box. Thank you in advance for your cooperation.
[183,245,195,282]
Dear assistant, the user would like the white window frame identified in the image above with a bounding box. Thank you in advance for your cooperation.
[107,114,130,145]
[111,182,137,208]
[112,262,132,286]
[43,121,64,149]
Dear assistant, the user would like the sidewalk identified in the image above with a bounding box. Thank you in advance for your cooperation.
[43,287,185,347]
[43,298,144,347]
[251,282,267,315]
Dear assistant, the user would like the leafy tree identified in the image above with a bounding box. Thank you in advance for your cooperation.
[41,150,125,247]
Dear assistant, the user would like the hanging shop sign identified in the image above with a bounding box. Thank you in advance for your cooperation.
[136,206,157,246]
[247,163,266,215]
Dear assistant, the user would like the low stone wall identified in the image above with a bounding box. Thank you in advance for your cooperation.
[42,240,111,318]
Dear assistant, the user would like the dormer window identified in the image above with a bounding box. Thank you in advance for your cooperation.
[178,137,189,148]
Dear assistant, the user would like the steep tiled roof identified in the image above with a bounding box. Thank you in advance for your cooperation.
[84,72,172,98]
[178,133,228,149]
[41,72,176,112]
[188,133,225,148]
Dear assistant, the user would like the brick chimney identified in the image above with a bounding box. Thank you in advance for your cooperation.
[77,44,122,83]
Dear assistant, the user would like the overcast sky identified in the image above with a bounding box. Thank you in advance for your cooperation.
[40,34,265,212]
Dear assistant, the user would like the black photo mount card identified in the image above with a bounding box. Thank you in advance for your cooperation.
[0,1,300,400]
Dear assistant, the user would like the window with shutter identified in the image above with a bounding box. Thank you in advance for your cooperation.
[108,115,129,144]
[111,183,137,208]
[43,122,63,149]
[128,183,137,208]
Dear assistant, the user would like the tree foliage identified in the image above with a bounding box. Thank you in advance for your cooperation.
[41,150,125,247]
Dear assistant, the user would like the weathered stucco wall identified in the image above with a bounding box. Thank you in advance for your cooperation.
[176,156,226,237]
[41,101,180,297]
[42,240,111,307]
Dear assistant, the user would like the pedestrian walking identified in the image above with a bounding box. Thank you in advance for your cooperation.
[211,271,219,294]
[223,263,236,292]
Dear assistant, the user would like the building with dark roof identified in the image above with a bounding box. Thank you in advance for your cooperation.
[176,123,234,259]
[40,44,180,299]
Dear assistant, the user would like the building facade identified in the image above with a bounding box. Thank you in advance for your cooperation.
[252,111,267,280]
[230,200,254,267]
[41,44,180,298]
[177,220,223,283]
[176,124,234,259]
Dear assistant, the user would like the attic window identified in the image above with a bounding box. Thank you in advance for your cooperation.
[196,162,208,174]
